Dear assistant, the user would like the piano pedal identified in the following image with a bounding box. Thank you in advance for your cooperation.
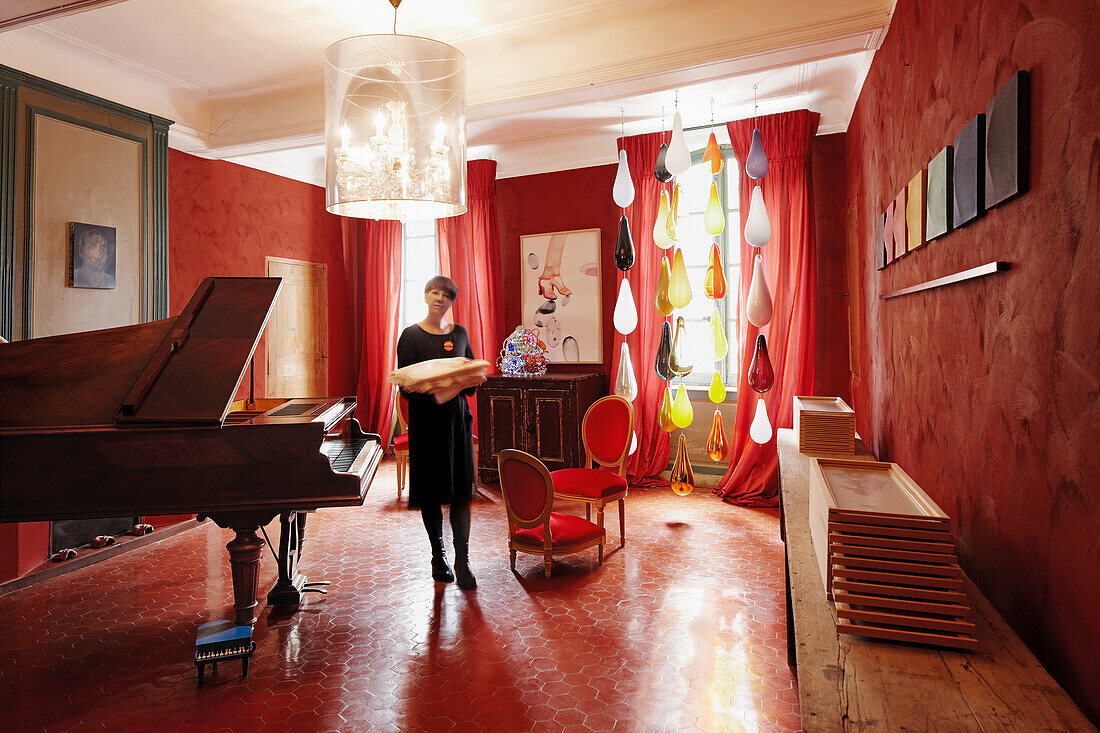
[303,586,328,595]
[304,580,331,587]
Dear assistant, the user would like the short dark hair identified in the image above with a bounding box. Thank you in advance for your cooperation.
[424,275,458,302]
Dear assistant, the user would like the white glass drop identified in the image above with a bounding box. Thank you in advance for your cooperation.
[613,149,635,208]
[746,128,769,180]
[615,342,639,402]
[746,253,773,327]
[666,112,692,177]
[749,397,773,444]
[744,185,771,247]
[629,430,638,455]
[613,278,638,335]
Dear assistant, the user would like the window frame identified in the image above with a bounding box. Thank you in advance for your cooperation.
[400,220,441,331]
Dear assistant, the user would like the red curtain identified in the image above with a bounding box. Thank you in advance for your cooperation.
[717,110,819,506]
[614,132,671,486]
[437,159,505,429]
[344,218,403,439]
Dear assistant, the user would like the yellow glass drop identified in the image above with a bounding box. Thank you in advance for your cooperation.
[655,256,673,316]
[704,180,725,236]
[653,190,673,249]
[706,408,729,462]
[703,242,728,300]
[671,383,693,428]
[708,370,726,403]
[659,387,675,432]
[666,184,680,242]
[670,434,695,496]
[702,132,724,175]
[668,247,692,309]
[708,308,728,361]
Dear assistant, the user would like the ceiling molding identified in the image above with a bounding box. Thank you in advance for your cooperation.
[441,0,638,45]
[0,0,128,31]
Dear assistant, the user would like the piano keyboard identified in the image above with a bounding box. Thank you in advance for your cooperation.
[322,439,371,473]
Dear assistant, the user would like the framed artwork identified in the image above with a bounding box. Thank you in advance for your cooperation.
[985,70,1029,209]
[892,187,907,260]
[883,202,896,265]
[906,169,926,252]
[68,222,116,289]
[520,228,602,363]
[874,211,887,270]
[926,146,953,241]
[953,114,985,227]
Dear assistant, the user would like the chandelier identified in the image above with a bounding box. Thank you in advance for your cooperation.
[324,1,466,220]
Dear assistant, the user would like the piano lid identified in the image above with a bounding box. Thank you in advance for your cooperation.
[0,277,281,430]
[116,277,282,424]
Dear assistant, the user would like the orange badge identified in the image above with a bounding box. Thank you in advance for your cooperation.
[443,340,454,352]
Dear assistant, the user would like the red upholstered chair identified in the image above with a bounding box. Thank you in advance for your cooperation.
[393,394,479,500]
[497,449,605,578]
[550,395,633,547]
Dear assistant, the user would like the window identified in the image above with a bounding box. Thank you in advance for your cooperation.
[400,218,440,329]
[678,146,740,390]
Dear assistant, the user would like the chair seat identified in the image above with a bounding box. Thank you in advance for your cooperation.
[550,468,627,499]
[393,434,408,452]
[513,512,603,547]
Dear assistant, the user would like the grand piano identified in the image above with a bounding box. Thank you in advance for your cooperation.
[0,277,384,625]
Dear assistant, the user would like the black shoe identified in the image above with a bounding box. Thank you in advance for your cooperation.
[432,557,454,583]
[455,560,477,590]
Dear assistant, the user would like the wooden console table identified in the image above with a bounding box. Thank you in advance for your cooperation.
[777,428,1093,731]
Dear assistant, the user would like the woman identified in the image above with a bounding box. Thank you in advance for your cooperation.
[396,276,482,590]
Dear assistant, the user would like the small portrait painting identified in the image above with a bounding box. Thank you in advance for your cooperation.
[69,223,116,289]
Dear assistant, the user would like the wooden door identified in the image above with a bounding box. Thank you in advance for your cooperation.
[265,257,328,397]
[526,388,571,470]
[480,385,525,466]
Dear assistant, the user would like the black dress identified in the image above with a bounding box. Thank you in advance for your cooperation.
[396,323,477,508]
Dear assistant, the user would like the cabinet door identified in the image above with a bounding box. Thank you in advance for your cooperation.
[481,387,525,468]
[525,388,573,471]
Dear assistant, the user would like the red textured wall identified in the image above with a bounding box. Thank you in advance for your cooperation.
[496,165,620,383]
[169,150,355,398]
[846,0,1100,719]
[811,134,852,401]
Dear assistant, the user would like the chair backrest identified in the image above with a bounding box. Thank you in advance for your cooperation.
[581,395,634,472]
[396,394,409,432]
[497,449,554,532]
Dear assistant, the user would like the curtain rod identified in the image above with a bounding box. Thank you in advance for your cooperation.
[681,120,730,134]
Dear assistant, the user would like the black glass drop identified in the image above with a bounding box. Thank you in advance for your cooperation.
[655,143,672,183]
[655,321,675,381]
[614,215,635,271]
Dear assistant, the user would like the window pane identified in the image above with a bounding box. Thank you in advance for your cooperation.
[405,237,437,282]
[679,163,712,214]
[682,318,712,385]
[405,218,435,238]
[725,159,740,205]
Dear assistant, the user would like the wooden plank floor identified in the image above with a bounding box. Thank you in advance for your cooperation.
[777,428,1094,732]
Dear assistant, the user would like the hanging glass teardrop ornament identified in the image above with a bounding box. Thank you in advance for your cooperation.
[708,370,726,403]
[745,185,771,247]
[659,387,675,432]
[670,434,695,495]
[613,149,635,208]
[655,256,673,316]
[670,316,693,377]
[748,334,775,393]
[655,321,675,380]
[746,128,769,180]
[706,408,728,462]
[704,180,725,236]
[746,253,773,327]
[703,132,724,174]
[615,215,635,271]
[629,430,638,455]
[614,342,638,402]
[707,308,728,361]
[666,184,680,242]
[749,397,773,444]
[668,248,692,309]
[672,383,694,428]
[653,191,673,249]
[703,243,727,301]
[655,142,672,183]
[613,278,638,335]
[666,112,691,177]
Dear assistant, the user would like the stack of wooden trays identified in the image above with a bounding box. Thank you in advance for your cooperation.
[809,457,976,651]
[794,396,856,454]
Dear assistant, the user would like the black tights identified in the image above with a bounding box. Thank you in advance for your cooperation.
[420,498,471,562]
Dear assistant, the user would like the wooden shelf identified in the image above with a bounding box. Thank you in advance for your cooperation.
[880,261,1009,300]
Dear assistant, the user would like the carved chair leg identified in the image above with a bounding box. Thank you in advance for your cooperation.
[619,498,626,547]
[544,555,552,578]
[598,542,603,565]
[510,547,517,571]
[596,503,605,535]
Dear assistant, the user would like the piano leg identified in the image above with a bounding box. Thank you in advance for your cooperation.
[226,527,264,626]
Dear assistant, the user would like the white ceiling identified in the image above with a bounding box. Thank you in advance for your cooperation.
[0,0,893,183]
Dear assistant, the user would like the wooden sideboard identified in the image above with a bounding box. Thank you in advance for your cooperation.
[476,372,605,482]
[776,428,1093,731]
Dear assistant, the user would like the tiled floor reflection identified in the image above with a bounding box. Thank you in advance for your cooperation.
[1,460,801,732]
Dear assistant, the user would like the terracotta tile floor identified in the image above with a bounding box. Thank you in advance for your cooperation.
[1,459,801,732]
